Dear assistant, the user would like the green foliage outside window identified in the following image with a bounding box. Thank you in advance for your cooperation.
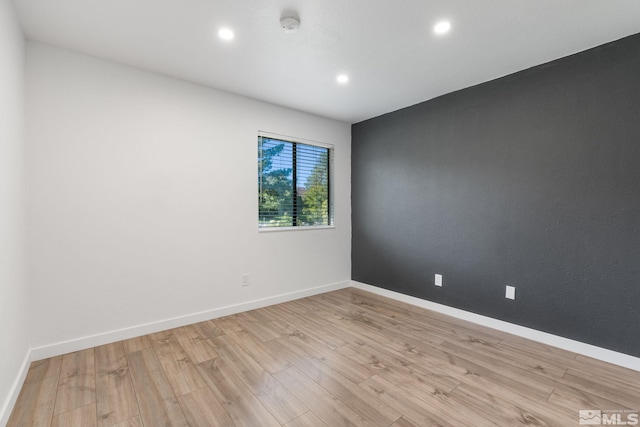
[258,136,332,228]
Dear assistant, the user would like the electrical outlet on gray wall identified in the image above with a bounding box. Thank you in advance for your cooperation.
[435,274,443,287]
[505,285,515,300]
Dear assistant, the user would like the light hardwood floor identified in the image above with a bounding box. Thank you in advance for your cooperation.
[8,288,640,426]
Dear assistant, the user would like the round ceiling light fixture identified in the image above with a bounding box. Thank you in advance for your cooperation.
[280,16,300,33]
[336,74,349,84]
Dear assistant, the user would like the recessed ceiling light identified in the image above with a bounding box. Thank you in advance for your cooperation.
[336,74,349,84]
[218,28,234,41]
[433,21,451,35]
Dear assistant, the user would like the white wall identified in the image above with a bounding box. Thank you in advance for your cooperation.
[0,0,28,421]
[26,42,351,351]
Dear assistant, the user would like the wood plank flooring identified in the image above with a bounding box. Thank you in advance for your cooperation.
[8,288,640,426]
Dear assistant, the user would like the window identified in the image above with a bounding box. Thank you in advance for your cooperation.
[258,133,334,229]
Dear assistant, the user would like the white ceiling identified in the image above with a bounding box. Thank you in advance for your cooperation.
[13,0,640,123]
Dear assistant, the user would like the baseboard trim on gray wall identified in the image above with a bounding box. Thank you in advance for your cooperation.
[6,278,636,425]
[351,280,640,372]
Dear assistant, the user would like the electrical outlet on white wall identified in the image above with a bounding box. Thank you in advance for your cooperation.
[505,285,515,300]
[435,274,443,287]
[242,274,250,286]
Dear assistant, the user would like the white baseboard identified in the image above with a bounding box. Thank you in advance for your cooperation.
[2,280,350,424]
[0,349,32,426]
[30,280,351,361]
[7,278,635,425]
[350,281,640,372]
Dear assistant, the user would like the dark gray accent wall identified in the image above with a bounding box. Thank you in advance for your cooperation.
[352,33,640,357]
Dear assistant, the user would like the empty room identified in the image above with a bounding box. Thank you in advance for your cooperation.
[2,0,640,426]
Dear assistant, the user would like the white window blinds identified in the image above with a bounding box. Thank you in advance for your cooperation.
[258,134,334,229]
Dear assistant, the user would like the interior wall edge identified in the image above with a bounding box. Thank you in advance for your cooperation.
[351,280,640,372]
[0,349,31,427]
[29,280,350,362]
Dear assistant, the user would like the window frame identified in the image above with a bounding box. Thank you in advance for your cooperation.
[258,131,335,232]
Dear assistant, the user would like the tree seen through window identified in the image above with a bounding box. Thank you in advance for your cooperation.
[258,136,332,228]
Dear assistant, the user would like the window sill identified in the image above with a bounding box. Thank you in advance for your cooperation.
[258,225,335,233]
